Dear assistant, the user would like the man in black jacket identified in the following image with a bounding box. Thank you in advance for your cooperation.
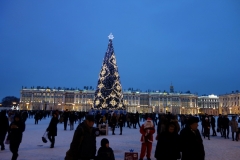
[180,117,205,160]
[8,113,25,160]
[217,114,223,137]
[222,115,230,139]
[65,115,96,160]
[63,109,69,130]
[0,110,9,150]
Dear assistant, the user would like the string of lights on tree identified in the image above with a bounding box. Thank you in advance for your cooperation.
[94,33,125,110]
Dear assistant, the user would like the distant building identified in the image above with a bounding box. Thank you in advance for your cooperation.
[170,83,174,93]
[19,87,198,114]
[197,94,219,115]
[219,91,240,115]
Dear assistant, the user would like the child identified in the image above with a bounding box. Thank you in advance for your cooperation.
[96,138,115,160]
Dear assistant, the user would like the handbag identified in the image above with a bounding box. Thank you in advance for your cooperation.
[42,131,48,143]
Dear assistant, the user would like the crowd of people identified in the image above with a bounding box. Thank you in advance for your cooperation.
[0,109,240,160]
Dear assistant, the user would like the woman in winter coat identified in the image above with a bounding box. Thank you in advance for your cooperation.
[46,112,59,148]
[155,123,181,160]
[8,113,25,160]
[229,116,238,141]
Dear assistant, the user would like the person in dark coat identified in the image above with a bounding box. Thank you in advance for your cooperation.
[155,123,181,160]
[7,113,25,160]
[65,115,96,160]
[46,112,59,148]
[34,112,39,124]
[203,117,210,140]
[110,113,117,135]
[136,112,141,128]
[118,113,124,135]
[180,117,205,160]
[217,114,223,137]
[210,115,217,136]
[0,110,9,150]
[222,115,230,139]
[21,111,28,123]
[69,112,75,131]
[96,138,115,160]
[95,112,101,128]
[63,109,69,130]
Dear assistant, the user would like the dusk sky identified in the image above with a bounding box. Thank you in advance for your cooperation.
[1,0,240,100]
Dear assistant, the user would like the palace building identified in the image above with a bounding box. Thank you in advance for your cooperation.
[197,94,219,115]
[219,91,240,115]
[19,85,199,114]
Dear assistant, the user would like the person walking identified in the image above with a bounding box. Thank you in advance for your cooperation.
[229,116,238,141]
[65,115,96,160]
[7,113,25,160]
[217,114,223,137]
[223,115,230,139]
[0,110,9,151]
[210,115,217,136]
[63,109,69,130]
[69,112,75,131]
[46,112,59,148]
[180,117,205,160]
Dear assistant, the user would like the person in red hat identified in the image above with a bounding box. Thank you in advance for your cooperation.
[139,117,155,160]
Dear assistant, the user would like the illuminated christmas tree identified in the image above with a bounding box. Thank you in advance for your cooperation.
[94,33,125,110]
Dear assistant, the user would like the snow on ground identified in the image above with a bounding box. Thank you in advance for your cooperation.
[1,117,240,160]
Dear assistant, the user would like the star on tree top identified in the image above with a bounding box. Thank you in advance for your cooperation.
[108,33,114,40]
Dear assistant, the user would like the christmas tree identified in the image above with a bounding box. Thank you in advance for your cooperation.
[94,33,125,110]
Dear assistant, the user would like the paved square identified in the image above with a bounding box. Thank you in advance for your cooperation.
[1,117,240,160]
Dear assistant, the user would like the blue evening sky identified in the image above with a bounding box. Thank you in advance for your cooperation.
[0,0,240,100]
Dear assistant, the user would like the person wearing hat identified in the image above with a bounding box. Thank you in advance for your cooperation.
[139,117,155,160]
[7,113,25,160]
[180,116,205,160]
[65,114,96,160]
[96,138,115,160]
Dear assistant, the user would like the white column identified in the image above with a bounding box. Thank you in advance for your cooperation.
[63,94,65,104]
[149,96,152,106]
